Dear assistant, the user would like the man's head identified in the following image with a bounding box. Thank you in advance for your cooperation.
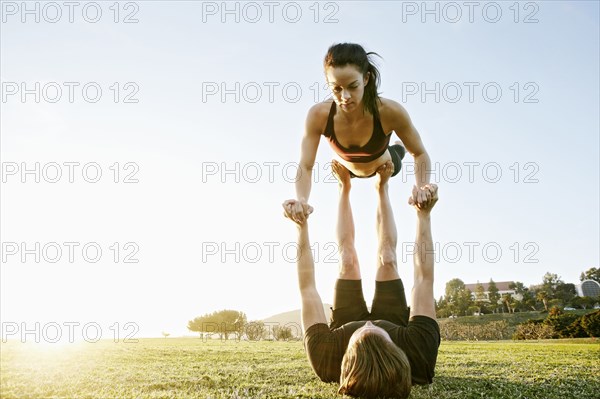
[339,321,412,398]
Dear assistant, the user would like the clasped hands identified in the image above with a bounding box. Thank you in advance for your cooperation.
[283,184,438,225]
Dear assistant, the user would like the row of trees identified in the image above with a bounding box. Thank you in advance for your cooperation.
[187,309,297,341]
[187,310,248,340]
[185,268,599,335]
[438,309,600,340]
[580,267,600,283]
[436,267,599,318]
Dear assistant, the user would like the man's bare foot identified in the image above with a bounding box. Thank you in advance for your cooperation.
[331,160,351,190]
[375,161,394,190]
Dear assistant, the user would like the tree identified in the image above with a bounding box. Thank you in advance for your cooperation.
[510,281,537,311]
[487,279,500,313]
[542,272,564,300]
[161,331,170,338]
[231,311,248,341]
[474,283,487,314]
[457,288,474,316]
[245,321,267,341]
[187,309,248,340]
[544,307,579,338]
[563,317,589,338]
[188,312,223,338]
[571,296,598,309]
[502,293,515,314]
[531,272,566,311]
[443,278,474,316]
[216,310,247,340]
[580,267,600,283]
[509,281,525,299]
[581,310,600,337]
[555,283,577,306]
[436,296,452,318]
[273,325,293,341]
[536,290,549,312]
[187,315,208,338]
[445,278,465,301]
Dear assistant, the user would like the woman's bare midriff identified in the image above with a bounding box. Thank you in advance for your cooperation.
[335,149,393,177]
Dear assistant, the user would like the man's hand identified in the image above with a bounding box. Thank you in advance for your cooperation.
[283,199,314,225]
[285,199,313,224]
[413,186,431,208]
[408,184,438,213]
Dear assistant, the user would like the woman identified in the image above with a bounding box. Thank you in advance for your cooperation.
[282,161,440,398]
[290,43,432,223]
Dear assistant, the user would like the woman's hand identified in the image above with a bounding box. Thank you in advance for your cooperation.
[408,184,438,213]
[413,186,432,208]
[282,199,314,225]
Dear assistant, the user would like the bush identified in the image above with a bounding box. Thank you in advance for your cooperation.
[513,320,555,340]
[581,310,600,337]
[439,320,510,341]
[245,321,267,341]
[513,310,599,339]
[564,317,589,338]
[544,313,580,338]
[272,326,293,341]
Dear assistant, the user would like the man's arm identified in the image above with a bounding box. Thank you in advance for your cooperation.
[409,185,438,320]
[283,200,327,332]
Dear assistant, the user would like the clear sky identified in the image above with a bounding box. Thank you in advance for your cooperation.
[1,1,598,339]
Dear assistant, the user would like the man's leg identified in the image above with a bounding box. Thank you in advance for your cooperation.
[375,161,400,281]
[332,160,360,280]
[370,161,410,325]
[329,160,369,329]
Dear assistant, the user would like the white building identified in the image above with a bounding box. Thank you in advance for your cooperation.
[464,281,519,303]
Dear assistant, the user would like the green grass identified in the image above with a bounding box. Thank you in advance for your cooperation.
[1,338,599,398]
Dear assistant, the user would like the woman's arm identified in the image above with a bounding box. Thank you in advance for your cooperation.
[385,99,432,205]
[283,200,327,332]
[292,105,323,223]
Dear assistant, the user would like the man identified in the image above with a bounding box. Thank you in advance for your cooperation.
[282,160,440,398]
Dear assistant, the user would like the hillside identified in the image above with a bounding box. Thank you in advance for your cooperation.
[262,304,333,330]
[438,309,596,327]
[262,308,597,336]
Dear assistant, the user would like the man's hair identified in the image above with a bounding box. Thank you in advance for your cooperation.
[338,333,412,398]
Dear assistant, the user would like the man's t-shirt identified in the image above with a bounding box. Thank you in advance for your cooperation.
[303,316,440,385]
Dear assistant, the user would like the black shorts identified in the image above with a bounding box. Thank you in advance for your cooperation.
[349,144,406,179]
[329,279,410,330]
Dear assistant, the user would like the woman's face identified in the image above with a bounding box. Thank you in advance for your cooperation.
[325,64,370,112]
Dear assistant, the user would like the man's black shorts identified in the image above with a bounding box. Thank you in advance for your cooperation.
[329,278,410,330]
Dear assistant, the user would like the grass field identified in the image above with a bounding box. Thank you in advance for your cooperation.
[1,338,599,399]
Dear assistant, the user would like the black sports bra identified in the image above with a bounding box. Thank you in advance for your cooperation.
[322,102,390,163]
